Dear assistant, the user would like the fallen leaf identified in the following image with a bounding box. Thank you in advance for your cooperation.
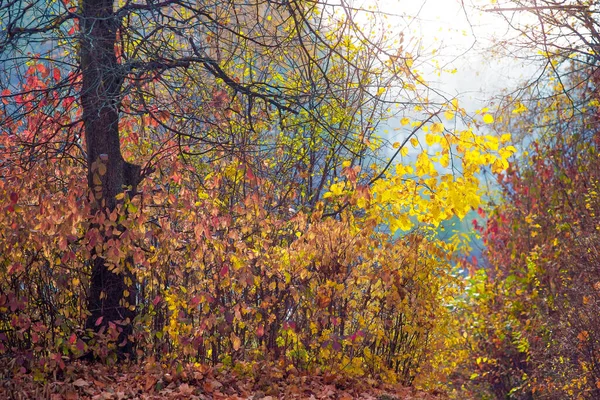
[73,378,90,388]
[179,383,195,395]
[203,379,223,393]
[145,375,157,391]
[65,392,79,400]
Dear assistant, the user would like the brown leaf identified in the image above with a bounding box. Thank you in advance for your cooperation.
[203,379,223,393]
[91,392,115,400]
[178,383,195,395]
[93,379,107,389]
[65,392,79,400]
[73,378,90,388]
[145,375,157,392]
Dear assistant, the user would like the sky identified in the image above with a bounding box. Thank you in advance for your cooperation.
[376,0,540,112]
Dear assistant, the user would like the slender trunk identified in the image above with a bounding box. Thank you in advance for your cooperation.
[80,0,139,357]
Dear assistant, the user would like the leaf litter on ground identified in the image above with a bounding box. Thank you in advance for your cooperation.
[0,360,445,399]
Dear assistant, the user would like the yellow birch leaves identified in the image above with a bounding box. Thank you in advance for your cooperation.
[328,123,516,234]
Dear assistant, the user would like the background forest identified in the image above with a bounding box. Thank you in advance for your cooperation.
[0,0,599,399]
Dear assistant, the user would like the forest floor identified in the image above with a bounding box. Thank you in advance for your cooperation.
[0,360,445,399]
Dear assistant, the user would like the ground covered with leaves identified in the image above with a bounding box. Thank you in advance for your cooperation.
[0,361,444,400]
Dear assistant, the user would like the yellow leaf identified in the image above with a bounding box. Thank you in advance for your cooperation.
[410,137,419,147]
[444,110,454,120]
[401,117,410,126]
[425,133,438,146]
[492,158,508,173]
[356,196,367,208]
[440,153,449,168]
[431,122,444,133]
[328,182,344,196]
[416,153,435,176]
[511,102,528,114]
[483,114,494,124]
[391,214,412,232]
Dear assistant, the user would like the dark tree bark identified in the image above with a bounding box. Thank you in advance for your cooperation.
[80,0,139,357]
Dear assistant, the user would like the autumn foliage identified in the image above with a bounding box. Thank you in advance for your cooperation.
[0,0,533,398]
[446,61,600,399]
[0,46,519,400]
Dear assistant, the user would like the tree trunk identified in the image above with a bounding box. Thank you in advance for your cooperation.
[80,0,139,358]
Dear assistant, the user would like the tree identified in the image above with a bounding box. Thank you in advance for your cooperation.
[486,0,600,124]
[0,2,517,384]
[450,3,600,396]
[454,57,600,397]
[0,0,431,358]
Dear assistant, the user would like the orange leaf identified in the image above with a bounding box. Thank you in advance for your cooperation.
[231,333,241,351]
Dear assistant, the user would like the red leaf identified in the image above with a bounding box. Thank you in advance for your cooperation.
[171,171,182,184]
[68,333,77,345]
[94,316,103,326]
[246,167,256,182]
[152,295,161,306]
[9,192,18,203]
[219,264,229,277]
[8,263,22,274]
[37,63,49,78]
[189,296,200,307]
[0,89,9,105]
[53,68,61,82]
